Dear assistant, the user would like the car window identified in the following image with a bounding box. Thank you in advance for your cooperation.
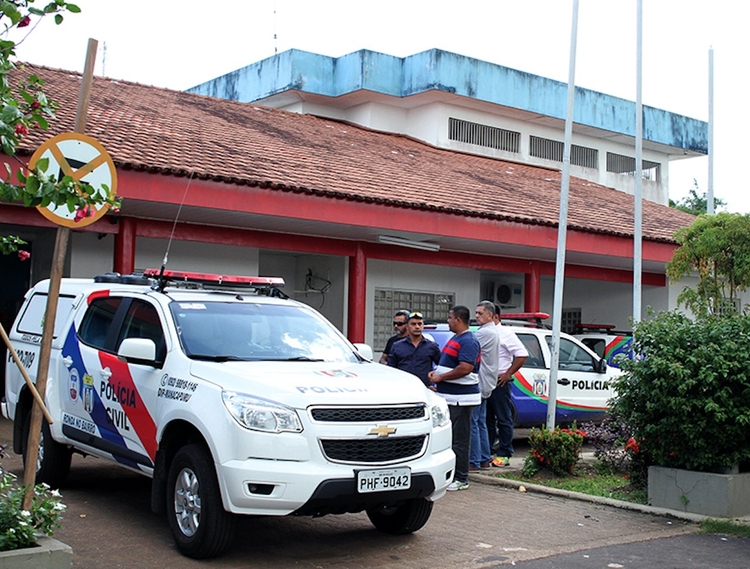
[581,338,605,359]
[516,333,546,368]
[116,300,167,362]
[545,336,597,372]
[79,297,123,350]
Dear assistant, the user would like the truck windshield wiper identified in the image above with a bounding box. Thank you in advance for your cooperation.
[188,354,249,362]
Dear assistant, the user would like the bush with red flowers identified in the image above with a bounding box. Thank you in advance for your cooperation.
[522,424,586,477]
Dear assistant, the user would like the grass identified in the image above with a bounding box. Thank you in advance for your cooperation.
[494,463,648,505]
[699,519,750,538]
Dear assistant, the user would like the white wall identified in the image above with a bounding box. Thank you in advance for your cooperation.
[537,276,672,330]
[134,238,260,275]
[70,233,114,277]
[260,252,346,330]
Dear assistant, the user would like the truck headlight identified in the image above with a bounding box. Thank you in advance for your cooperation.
[430,398,450,428]
[222,391,303,433]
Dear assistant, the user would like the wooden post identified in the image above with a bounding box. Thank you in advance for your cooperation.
[22,38,98,508]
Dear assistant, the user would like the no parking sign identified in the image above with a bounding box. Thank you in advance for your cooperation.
[29,132,118,228]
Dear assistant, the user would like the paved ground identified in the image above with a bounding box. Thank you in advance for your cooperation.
[2,418,749,568]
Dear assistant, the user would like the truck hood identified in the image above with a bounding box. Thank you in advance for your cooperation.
[188,359,436,408]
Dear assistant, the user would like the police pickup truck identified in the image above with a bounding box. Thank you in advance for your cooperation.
[3,270,454,559]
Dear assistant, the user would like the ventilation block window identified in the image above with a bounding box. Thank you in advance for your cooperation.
[606,152,661,181]
[529,136,598,169]
[448,117,520,153]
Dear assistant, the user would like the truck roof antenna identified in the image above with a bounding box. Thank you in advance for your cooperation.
[156,171,195,293]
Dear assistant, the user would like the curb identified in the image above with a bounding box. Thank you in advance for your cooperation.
[468,470,730,525]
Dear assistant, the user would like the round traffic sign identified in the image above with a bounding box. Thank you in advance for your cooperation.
[29,132,118,228]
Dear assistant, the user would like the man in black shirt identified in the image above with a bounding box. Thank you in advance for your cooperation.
[379,309,410,364]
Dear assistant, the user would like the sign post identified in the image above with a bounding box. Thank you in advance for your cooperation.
[21,39,116,508]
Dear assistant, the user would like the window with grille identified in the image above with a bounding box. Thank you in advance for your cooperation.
[448,117,520,153]
[606,152,661,181]
[374,289,455,350]
[560,308,581,335]
[529,136,598,169]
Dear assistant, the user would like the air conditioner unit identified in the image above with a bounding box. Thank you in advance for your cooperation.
[495,282,523,308]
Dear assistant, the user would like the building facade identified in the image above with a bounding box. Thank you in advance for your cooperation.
[0,51,708,357]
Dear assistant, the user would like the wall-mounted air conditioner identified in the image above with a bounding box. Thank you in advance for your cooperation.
[495,282,523,308]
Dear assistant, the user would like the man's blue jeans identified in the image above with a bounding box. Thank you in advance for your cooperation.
[488,381,515,458]
[470,399,490,467]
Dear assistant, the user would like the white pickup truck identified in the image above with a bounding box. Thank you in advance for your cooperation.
[3,269,454,558]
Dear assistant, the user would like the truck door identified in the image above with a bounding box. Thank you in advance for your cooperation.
[65,296,162,472]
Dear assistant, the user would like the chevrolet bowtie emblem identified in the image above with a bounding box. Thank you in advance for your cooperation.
[368,425,397,437]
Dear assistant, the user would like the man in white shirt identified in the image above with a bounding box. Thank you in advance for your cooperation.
[489,304,528,467]
[469,301,499,471]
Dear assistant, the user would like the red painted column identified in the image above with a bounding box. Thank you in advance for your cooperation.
[525,261,541,313]
[347,243,367,343]
[114,216,136,275]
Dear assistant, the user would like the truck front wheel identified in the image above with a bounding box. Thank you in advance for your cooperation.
[366,497,433,535]
[166,444,236,559]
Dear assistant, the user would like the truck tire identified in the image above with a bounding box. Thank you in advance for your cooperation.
[21,414,72,488]
[366,497,433,535]
[166,444,236,559]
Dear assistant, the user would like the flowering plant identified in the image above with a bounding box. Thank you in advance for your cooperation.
[0,447,66,552]
[522,424,586,477]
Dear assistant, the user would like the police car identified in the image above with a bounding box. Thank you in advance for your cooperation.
[424,313,620,427]
[3,269,454,559]
[572,324,634,369]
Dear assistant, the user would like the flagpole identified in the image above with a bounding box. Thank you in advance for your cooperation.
[633,0,643,325]
[547,0,579,430]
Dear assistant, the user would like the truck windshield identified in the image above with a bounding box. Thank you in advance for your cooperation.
[170,301,359,363]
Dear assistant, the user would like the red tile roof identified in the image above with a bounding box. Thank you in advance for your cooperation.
[14,63,695,244]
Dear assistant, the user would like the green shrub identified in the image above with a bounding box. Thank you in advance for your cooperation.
[522,425,585,477]
[612,311,750,473]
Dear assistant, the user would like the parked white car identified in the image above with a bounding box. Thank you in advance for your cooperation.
[3,269,454,559]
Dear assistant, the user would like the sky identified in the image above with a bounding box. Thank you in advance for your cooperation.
[10,0,750,212]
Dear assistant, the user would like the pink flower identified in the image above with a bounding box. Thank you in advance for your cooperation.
[74,205,93,223]
[18,16,31,28]
[15,124,28,137]
[18,250,30,261]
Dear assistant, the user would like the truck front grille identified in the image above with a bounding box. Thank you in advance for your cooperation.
[310,405,426,423]
[320,435,427,464]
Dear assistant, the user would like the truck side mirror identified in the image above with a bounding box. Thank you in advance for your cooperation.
[353,343,374,361]
[119,338,157,365]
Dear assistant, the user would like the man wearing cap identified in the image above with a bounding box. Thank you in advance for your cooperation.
[387,312,441,386]
[379,309,410,364]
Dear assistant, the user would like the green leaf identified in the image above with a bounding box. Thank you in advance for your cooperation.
[35,157,49,173]
[66,3,81,13]
[54,13,63,24]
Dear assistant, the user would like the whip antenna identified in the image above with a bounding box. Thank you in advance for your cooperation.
[156,171,195,291]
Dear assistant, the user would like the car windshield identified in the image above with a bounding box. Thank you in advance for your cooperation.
[170,300,359,362]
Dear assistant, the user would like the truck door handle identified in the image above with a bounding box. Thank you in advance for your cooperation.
[63,356,73,368]
[557,377,570,386]
[100,367,112,380]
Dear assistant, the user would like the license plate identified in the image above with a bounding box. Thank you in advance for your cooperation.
[357,467,411,493]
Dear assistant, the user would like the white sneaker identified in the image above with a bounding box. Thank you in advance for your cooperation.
[447,480,469,491]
